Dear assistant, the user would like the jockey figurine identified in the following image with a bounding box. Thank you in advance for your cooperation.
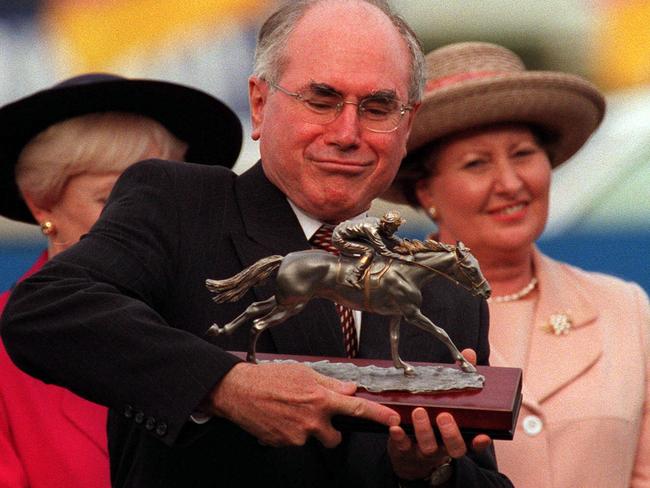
[332,210,411,289]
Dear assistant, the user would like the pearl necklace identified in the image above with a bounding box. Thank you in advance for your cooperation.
[487,277,538,303]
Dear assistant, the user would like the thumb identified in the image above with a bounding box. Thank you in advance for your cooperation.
[471,434,492,452]
[461,348,477,366]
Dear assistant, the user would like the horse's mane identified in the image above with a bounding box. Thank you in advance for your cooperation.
[395,238,454,254]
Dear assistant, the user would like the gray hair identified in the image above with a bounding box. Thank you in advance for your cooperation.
[16,112,188,210]
[253,0,425,104]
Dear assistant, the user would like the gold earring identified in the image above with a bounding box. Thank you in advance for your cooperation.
[428,206,437,220]
[40,221,55,235]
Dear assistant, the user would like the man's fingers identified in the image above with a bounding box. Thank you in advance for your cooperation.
[313,425,343,449]
[471,434,492,452]
[315,372,358,395]
[334,394,400,427]
[313,390,400,448]
[388,425,412,452]
[436,412,467,458]
[412,408,437,455]
[461,348,477,366]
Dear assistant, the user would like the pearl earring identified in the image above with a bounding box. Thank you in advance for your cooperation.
[428,206,437,220]
[40,221,55,235]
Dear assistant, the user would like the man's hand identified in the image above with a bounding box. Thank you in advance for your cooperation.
[208,361,400,447]
[388,409,463,480]
[387,349,492,480]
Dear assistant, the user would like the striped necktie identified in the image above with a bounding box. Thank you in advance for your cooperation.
[310,225,359,358]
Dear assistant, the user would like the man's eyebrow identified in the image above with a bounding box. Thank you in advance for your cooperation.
[367,89,398,100]
[308,82,342,96]
[307,82,398,100]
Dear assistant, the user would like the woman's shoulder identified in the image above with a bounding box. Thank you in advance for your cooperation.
[539,251,649,304]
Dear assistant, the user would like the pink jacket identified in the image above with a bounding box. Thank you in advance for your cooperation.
[491,249,650,487]
[0,252,110,488]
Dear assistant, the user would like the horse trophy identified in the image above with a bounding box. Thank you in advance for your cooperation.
[206,238,491,376]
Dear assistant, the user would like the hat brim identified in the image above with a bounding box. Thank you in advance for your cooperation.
[385,71,605,203]
[0,78,243,223]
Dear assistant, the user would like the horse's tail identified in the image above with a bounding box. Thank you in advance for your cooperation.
[206,255,283,303]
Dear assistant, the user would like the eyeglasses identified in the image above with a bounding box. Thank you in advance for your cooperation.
[267,80,413,133]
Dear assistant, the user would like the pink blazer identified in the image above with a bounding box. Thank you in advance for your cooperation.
[490,249,650,487]
[0,253,110,488]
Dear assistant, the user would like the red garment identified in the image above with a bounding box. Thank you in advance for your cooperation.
[0,252,110,488]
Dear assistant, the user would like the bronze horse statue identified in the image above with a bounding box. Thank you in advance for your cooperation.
[206,239,491,375]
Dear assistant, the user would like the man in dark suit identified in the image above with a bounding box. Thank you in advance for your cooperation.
[2,1,512,486]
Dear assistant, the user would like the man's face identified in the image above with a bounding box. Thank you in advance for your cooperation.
[250,1,417,223]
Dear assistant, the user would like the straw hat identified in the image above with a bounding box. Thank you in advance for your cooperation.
[0,73,243,223]
[387,42,605,202]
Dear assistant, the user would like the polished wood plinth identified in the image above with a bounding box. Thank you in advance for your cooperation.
[230,351,522,440]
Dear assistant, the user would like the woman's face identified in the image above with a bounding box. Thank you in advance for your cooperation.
[415,124,552,256]
[47,171,122,252]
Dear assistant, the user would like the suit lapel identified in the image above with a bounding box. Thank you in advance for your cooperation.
[229,162,343,356]
[524,249,601,405]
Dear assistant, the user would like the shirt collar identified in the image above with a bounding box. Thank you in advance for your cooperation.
[286,199,367,241]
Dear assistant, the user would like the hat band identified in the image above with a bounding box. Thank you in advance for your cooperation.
[425,71,505,92]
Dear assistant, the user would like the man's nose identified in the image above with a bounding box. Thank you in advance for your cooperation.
[324,102,362,148]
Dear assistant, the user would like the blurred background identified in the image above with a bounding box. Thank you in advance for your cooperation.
[1,0,648,293]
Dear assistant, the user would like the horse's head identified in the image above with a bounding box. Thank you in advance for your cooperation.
[408,239,491,299]
[452,242,491,299]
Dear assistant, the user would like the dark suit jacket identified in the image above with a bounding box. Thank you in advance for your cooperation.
[1,160,511,487]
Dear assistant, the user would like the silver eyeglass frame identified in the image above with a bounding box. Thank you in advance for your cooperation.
[266,80,413,133]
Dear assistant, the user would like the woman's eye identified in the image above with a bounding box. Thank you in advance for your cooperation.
[463,158,485,169]
[514,145,541,157]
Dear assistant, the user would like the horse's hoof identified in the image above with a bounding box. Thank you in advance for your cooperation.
[403,365,416,376]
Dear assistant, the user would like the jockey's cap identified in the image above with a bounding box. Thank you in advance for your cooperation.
[380,210,406,226]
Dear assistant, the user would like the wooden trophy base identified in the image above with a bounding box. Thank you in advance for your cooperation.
[230,351,522,440]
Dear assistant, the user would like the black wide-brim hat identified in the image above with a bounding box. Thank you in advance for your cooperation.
[0,73,243,223]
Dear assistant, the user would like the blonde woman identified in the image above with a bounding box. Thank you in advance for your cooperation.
[0,73,241,487]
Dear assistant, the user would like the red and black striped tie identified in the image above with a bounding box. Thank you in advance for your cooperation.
[310,225,359,358]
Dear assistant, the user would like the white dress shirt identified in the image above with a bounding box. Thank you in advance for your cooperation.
[287,199,364,340]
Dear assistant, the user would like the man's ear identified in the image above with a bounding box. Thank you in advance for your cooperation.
[402,102,421,137]
[249,76,268,141]
[398,101,421,160]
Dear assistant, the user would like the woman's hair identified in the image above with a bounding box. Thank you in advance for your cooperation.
[398,142,442,207]
[253,0,425,105]
[15,112,188,209]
